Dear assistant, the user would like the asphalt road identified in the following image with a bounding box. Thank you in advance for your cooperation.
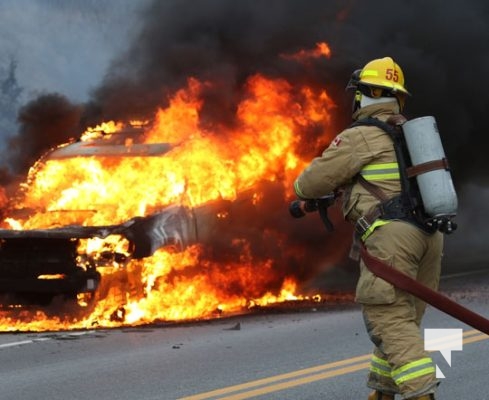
[0,270,488,400]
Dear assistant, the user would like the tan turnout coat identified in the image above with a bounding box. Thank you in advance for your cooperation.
[294,101,402,224]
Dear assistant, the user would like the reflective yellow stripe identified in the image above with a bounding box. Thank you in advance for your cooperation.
[294,180,306,199]
[371,355,390,367]
[362,162,398,170]
[394,367,436,385]
[392,357,433,376]
[362,172,400,180]
[361,162,400,181]
[370,355,391,378]
[371,355,436,384]
[361,69,379,77]
[392,358,435,385]
[370,366,392,378]
[361,219,390,241]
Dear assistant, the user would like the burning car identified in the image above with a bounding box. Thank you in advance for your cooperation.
[0,121,262,308]
[0,75,339,329]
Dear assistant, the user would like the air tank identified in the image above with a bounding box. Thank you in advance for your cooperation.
[402,116,458,218]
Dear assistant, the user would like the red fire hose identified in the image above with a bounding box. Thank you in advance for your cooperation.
[360,245,489,335]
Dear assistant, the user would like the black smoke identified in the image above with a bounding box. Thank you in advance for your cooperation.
[81,0,489,186]
[8,93,81,176]
[82,0,348,131]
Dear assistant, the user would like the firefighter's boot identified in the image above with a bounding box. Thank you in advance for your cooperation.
[368,391,395,400]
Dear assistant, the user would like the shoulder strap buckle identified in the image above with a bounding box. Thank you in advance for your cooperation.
[355,216,372,237]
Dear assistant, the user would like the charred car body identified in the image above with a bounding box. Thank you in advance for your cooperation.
[0,207,195,305]
[0,125,257,307]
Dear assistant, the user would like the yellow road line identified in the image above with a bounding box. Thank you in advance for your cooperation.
[178,354,371,400]
[217,362,371,400]
[462,333,489,345]
[178,330,488,400]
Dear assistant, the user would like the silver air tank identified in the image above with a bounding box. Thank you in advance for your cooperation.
[402,116,458,218]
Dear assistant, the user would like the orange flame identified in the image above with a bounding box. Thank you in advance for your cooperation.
[81,121,124,141]
[282,42,332,62]
[0,70,337,332]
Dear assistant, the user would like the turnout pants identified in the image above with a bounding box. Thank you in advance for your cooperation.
[355,221,443,399]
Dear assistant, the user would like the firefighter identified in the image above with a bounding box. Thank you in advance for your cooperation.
[293,57,443,400]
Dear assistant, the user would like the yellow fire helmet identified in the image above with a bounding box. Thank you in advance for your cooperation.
[358,56,410,95]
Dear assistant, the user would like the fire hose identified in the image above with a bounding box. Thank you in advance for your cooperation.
[360,245,489,335]
[289,197,489,335]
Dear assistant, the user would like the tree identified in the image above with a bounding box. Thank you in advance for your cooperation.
[0,57,23,150]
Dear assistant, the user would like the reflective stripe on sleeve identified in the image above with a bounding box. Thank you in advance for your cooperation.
[294,180,307,199]
[360,162,400,181]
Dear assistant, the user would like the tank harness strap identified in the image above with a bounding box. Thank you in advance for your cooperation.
[357,174,389,202]
[355,175,411,240]
[350,115,426,239]
[406,158,450,178]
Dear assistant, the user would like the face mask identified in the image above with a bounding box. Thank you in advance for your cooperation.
[360,95,397,108]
